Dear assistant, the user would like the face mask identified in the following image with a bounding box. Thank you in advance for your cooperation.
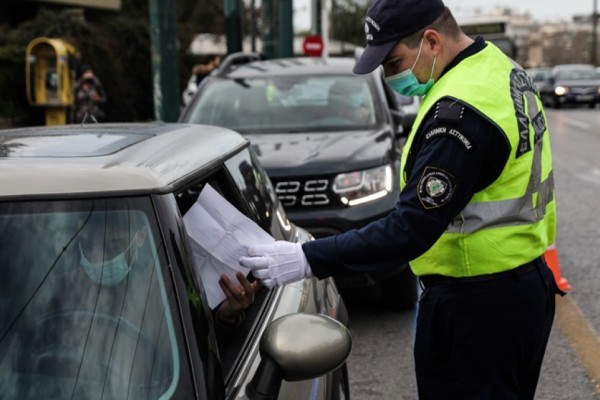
[349,94,363,108]
[79,229,145,286]
[384,39,437,97]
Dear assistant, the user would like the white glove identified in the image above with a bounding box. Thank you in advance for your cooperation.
[239,241,313,288]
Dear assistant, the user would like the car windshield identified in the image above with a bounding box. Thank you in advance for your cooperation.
[528,68,551,82]
[187,75,382,132]
[555,68,600,80]
[0,198,179,399]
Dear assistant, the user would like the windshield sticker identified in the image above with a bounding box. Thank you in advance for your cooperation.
[417,166,457,209]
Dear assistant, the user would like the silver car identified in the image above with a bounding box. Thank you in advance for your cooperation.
[0,123,351,399]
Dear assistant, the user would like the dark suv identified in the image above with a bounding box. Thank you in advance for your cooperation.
[180,54,418,309]
[0,123,351,399]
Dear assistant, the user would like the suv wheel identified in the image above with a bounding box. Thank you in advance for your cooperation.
[379,265,418,310]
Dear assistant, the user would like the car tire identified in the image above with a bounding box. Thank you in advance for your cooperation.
[379,265,418,310]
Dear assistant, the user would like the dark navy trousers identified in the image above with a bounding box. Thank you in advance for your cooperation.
[415,258,559,400]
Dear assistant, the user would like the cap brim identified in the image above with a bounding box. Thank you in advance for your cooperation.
[353,41,397,74]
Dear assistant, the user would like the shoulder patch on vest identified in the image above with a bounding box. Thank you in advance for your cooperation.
[423,126,475,152]
[434,98,464,123]
[417,166,457,210]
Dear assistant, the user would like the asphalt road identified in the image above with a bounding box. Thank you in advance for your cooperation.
[342,106,600,400]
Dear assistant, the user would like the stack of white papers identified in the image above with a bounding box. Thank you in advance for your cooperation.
[183,184,274,309]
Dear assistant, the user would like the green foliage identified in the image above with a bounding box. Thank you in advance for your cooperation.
[0,3,154,126]
[0,0,235,126]
[330,0,369,47]
[0,40,34,125]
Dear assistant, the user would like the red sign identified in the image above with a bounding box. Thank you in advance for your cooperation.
[302,35,324,57]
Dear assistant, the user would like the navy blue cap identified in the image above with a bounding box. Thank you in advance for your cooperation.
[353,0,446,74]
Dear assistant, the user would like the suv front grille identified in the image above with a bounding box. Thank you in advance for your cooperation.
[571,86,597,95]
[274,178,331,208]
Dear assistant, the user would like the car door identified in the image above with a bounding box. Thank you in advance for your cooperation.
[171,146,345,399]
[223,149,345,400]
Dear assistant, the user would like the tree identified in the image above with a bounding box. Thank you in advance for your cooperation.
[0,0,227,127]
[329,0,369,48]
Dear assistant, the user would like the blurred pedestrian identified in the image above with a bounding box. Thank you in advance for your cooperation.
[182,54,221,105]
[71,65,106,123]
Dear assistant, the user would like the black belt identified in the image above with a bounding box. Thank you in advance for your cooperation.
[419,261,539,288]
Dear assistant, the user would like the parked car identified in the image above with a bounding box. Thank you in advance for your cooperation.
[538,64,600,108]
[0,123,351,400]
[180,54,418,310]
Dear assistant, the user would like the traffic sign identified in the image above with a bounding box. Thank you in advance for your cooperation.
[302,35,324,57]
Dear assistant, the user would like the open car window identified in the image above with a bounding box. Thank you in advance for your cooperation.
[175,147,287,380]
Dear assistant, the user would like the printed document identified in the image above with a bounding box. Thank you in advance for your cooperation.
[183,184,274,309]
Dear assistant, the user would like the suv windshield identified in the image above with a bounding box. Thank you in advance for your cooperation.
[555,68,600,80]
[187,75,383,132]
[0,198,179,399]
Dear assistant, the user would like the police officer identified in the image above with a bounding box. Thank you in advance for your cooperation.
[240,0,564,398]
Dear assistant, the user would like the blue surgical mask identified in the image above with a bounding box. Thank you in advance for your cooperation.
[349,93,363,108]
[79,229,144,286]
[384,39,436,97]
[80,244,130,286]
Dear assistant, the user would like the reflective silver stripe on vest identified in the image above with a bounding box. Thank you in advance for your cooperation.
[447,118,553,234]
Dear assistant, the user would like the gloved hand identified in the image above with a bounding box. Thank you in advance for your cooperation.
[239,241,313,288]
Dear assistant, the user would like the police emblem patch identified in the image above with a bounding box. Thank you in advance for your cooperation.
[417,167,456,209]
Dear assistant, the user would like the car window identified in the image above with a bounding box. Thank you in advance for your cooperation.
[174,153,277,379]
[555,68,600,80]
[526,68,548,82]
[225,149,292,241]
[187,75,382,132]
[0,198,181,399]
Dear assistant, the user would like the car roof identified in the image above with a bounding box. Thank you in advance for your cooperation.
[215,56,374,79]
[0,123,248,199]
[551,64,596,71]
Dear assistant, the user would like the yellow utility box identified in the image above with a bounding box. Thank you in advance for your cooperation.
[26,38,79,125]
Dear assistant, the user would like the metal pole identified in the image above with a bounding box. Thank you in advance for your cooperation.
[312,0,322,35]
[261,0,275,58]
[279,0,294,57]
[149,0,180,122]
[251,0,257,52]
[322,0,330,57]
[224,0,243,54]
[593,0,598,65]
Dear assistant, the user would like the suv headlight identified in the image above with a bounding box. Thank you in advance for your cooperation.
[333,165,393,206]
[554,86,568,96]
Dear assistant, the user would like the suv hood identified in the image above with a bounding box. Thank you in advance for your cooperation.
[245,129,395,177]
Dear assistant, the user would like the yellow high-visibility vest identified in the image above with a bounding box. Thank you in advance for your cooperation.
[400,42,556,277]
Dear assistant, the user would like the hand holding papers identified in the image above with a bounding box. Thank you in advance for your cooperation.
[182,184,274,309]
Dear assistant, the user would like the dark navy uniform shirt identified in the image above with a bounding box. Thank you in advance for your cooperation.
[304,37,511,278]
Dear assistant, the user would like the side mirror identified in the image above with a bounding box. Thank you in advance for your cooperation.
[247,313,352,400]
